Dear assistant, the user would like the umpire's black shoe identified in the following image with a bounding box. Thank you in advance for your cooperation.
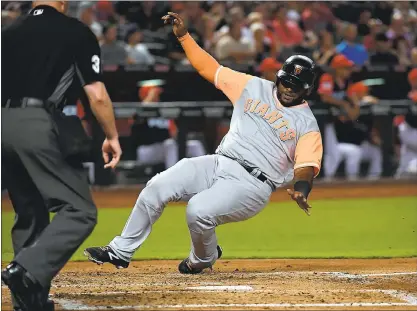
[1,262,47,311]
[178,245,223,274]
[84,246,129,269]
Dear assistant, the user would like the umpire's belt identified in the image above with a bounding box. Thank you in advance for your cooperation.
[3,97,44,108]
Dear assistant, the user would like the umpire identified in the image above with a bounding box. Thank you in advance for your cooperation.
[1,1,122,310]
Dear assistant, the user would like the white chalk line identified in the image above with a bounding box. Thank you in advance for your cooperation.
[36,271,417,290]
[244,271,417,278]
[1,281,223,289]
[357,289,417,305]
[52,289,416,298]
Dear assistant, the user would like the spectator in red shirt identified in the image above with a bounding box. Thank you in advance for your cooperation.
[363,18,384,52]
[301,2,335,33]
[272,5,304,48]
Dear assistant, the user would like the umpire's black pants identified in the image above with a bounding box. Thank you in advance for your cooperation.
[1,108,97,304]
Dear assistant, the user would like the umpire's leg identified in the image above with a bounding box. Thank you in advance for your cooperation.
[2,108,97,289]
[2,153,51,309]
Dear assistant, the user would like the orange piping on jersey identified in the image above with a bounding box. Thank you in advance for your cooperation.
[273,88,283,109]
[274,88,309,109]
[287,101,309,109]
[294,131,323,178]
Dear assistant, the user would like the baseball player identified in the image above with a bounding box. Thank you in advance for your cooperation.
[85,12,323,274]
[317,54,360,179]
[394,68,417,178]
[133,80,206,169]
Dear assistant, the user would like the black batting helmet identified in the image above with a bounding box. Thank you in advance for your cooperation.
[276,55,316,93]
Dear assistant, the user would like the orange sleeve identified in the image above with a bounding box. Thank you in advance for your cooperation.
[317,73,334,95]
[215,66,253,104]
[179,33,220,84]
[294,131,323,178]
[179,33,252,105]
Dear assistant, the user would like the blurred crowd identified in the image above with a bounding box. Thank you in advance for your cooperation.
[3,1,417,68]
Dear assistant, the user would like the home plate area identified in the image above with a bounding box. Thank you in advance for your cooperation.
[2,259,417,310]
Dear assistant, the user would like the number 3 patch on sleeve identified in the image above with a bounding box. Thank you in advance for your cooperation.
[92,55,100,74]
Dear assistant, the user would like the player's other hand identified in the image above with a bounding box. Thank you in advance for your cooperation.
[102,138,122,169]
[286,189,312,216]
[162,12,188,38]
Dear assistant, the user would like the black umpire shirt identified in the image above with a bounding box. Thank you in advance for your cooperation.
[2,5,102,109]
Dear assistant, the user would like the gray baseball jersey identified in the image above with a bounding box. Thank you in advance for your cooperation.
[215,66,323,188]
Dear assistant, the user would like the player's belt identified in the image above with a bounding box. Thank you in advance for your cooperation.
[3,97,45,108]
[242,165,276,191]
[242,166,268,182]
[220,154,274,189]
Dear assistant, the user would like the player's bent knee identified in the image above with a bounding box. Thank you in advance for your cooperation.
[186,199,215,233]
[137,177,172,212]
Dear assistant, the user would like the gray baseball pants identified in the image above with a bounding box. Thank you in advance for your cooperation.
[109,154,272,269]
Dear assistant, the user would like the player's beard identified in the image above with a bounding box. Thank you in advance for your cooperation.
[276,88,306,107]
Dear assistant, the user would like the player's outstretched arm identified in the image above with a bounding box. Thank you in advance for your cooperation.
[162,12,252,105]
[162,12,219,84]
[287,167,315,216]
[287,131,323,216]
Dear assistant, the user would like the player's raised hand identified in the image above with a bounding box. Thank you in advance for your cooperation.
[162,12,188,38]
[287,189,312,216]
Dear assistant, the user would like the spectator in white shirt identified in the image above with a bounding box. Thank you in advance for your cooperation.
[214,12,256,62]
[124,28,155,66]
[214,6,254,49]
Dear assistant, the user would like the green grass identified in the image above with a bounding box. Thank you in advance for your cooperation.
[2,197,417,261]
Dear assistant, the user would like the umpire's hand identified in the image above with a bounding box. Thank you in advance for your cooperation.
[102,138,122,169]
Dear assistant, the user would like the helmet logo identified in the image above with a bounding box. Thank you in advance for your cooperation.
[294,65,303,75]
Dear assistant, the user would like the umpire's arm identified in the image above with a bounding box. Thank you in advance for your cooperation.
[75,25,118,140]
[162,12,253,106]
[75,24,121,168]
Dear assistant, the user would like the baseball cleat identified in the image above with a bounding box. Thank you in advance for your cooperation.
[84,246,129,269]
[178,245,223,274]
[1,262,48,311]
